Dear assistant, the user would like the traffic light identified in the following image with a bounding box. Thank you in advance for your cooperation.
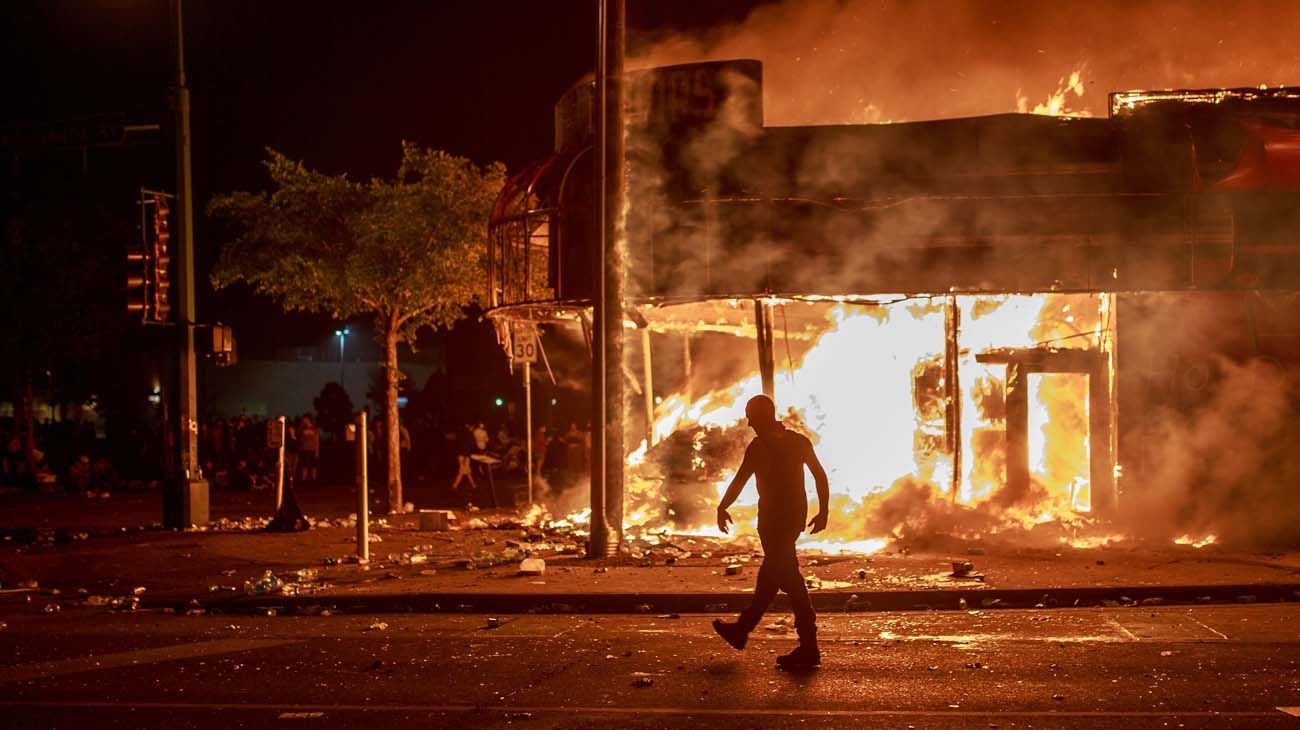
[126,247,150,321]
[127,191,177,323]
[210,324,237,367]
[151,194,172,321]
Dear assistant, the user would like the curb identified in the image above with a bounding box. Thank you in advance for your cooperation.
[156,582,1300,616]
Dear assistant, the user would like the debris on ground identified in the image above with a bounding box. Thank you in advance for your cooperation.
[764,617,791,633]
[367,621,389,631]
[631,675,656,688]
[518,558,546,576]
[243,570,283,595]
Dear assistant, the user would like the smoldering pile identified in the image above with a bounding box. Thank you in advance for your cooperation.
[627,423,751,529]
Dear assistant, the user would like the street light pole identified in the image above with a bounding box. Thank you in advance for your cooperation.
[164,0,207,528]
[589,0,626,558]
[335,327,350,387]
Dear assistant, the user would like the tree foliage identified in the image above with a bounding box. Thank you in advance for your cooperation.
[312,381,355,441]
[209,143,505,511]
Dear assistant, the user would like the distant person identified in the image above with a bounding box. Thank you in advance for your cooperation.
[472,422,489,454]
[67,454,92,496]
[712,394,830,670]
[450,424,477,493]
[90,456,121,497]
[298,416,320,484]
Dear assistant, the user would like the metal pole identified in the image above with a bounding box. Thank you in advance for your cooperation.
[590,0,627,557]
[601,0,627,553]
[164,0,207,528]
[525,361,533,505]
[589,0,608,558]
[756,300,776,400]
[356,411,370,563]
[946,295,962,502]
[682,332,693,405]
[274,416,285,512]
[641,328,655,445]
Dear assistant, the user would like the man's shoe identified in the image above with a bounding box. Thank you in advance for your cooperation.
[712,619,748,651]
[775,644,821,669]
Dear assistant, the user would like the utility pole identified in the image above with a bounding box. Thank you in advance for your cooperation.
[589,0,626,558]
[163,0,208,528]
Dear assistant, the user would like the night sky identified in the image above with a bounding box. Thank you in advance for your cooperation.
[7,0,1298,360]
[1,0,767,360]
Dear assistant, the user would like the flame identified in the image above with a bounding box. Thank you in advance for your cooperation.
[1016,68,1091,117]
[1174,534,1218,548]
[609,293,1117,552]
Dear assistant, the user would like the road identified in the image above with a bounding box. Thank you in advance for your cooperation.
[0,602,1297,728]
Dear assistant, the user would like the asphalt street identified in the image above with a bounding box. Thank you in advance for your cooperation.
[0,602,1298,728]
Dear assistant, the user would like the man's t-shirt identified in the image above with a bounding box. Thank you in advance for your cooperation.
[740,425,811,533]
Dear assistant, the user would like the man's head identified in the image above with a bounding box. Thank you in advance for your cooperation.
[744,394,779,435]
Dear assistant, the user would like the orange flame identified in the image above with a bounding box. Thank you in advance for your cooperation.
[610,293,1117,552]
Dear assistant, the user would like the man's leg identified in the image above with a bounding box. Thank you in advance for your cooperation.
[736,547,781,633]
[774,533,817,647]
[713,531,782,650]
[770,528,820,668]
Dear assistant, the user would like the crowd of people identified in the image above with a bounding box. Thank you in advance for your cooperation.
[198,414,323,491]
[0,410,593,502]
[0,418,122,497]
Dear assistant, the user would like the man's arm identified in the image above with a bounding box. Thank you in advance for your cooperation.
[805,440,830,534]
[716,449,754,534]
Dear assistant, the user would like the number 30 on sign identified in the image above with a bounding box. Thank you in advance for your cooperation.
[511,326,538,364]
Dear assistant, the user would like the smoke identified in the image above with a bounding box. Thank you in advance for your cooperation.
[1120,354,1300,548]
[631,0,1300,126]
[601,2,1300,549]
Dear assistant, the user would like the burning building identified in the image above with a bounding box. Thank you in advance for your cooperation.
[488,60,1300,550]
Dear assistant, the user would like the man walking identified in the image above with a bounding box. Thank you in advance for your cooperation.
[713,394,830,669]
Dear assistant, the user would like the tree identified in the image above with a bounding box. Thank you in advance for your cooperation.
[312,381,355,441]
[209,143,505,512]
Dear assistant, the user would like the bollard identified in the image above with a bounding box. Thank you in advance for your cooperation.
[355,411,369,563]
[268,416,286,512]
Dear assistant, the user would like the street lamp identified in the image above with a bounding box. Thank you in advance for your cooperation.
[334,327,350,386]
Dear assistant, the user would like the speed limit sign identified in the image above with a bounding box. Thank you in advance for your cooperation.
[511,325,538,364]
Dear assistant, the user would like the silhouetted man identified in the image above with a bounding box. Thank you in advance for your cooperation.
[713,394,830,669]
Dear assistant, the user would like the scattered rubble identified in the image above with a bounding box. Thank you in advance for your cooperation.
[518,558,546,576]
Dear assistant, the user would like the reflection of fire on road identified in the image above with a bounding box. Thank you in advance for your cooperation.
[607,293,1121,553]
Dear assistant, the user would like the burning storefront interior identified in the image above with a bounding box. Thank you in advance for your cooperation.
[487,59,1300,554]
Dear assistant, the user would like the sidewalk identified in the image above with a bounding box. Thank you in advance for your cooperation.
[1,485,1298,616]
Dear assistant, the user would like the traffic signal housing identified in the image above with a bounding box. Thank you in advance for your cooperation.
[126,191,174,323]
[151,194,172,321]
[126,247,150,320]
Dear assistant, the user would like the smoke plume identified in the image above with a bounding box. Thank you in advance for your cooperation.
[631,0,1300,125]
